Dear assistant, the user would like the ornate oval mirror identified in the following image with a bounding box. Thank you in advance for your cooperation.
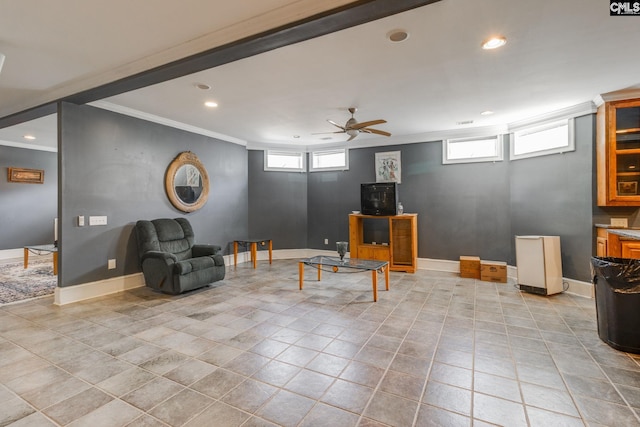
[165,151,209,212]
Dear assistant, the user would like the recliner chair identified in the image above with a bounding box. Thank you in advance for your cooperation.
[135,218,225,295]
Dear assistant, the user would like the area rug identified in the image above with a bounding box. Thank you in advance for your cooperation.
[0,257,56,305]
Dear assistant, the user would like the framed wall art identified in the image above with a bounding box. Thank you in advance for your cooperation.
[375,151,401,183]
[7,167,44,184]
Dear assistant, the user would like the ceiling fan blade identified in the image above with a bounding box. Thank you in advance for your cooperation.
[351,119,386,130]
[327,119,346,131]
[311,131,345,135]
[361,128,391,137]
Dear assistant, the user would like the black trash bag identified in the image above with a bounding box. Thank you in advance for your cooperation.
[591,256,640,353]
[591,257,640,293]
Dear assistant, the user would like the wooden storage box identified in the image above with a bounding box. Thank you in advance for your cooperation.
[480,260,507,283]
[459,256,481,279]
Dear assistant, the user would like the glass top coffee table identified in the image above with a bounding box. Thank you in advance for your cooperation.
[24,244,58,275]
[298,255,389,302]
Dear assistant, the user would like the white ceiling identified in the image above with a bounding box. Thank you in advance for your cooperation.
[1,0,639,151]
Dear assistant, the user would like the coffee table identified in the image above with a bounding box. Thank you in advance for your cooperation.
[24,244,58,275]
[298,255,389,302]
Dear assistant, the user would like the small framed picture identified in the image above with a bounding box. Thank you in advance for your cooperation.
[375,151,401,183]
[7,167,44,184]
[618,181,638,195]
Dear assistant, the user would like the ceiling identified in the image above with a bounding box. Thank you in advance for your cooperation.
[1,0,640,152]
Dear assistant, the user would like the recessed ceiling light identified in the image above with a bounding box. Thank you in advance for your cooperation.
[195,83,211,90]
[23,135,36,140]
[481,110,494,116]
[204,101,218,108]
[387,29,409,43]
[481,36,507,50]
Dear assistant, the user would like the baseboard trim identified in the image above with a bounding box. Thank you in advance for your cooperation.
[562,278,594,298]
[52,249,593,305]
[0,248,25,260]
[54,272,145,306]
[417,257,593,298]
[226,248,335,266]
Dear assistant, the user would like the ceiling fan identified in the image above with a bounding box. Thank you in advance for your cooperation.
[316,107,391,141]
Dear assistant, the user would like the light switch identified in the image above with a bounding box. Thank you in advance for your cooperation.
[78,215,85,227]
[89,216,108,226]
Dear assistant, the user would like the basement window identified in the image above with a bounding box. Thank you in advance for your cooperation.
[264,150,306,172]
[511,119,574,160]
[310,148,349,171]
[443,135,504,164]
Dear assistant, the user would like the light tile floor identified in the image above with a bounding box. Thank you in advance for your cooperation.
[1,260,640,426]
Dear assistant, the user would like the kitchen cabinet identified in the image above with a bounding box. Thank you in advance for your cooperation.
[596,228,608,257]
[597,98,640,206]
[598,227,640,259]
[622,241,640,259]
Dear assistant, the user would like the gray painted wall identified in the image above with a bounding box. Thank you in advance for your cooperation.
[0,145,57,249]
[510,115,594,282]
[261,114,596,282]
[51,104,601,287]
[247,151,307,249]
[306,143,512,263]
[59,103,248,287]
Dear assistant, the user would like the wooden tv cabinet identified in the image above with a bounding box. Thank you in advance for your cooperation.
[349,213,418,273]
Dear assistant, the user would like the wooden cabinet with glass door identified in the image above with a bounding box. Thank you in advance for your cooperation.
[597,98,640,206]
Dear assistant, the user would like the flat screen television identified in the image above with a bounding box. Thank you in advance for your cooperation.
[361,182,398,216]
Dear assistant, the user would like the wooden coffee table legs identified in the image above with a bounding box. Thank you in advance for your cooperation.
[234,240,273,269]
[370,265,390,302]
[24,247,58,275]
[298,261,322,290]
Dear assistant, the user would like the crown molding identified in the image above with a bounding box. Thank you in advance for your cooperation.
[594,88,640,106]
[90,99,600,153]
[0,139,57,152]
[506,101,596,133]
[89,101,247,146]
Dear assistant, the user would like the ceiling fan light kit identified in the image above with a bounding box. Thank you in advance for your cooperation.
[316,107,391,142]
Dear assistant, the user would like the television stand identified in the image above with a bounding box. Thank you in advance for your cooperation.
[348,213,417,273]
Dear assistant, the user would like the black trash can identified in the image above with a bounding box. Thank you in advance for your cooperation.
[592,257,640,353]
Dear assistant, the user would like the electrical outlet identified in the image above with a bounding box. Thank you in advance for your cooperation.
[611,218,628,228]
[108,259,116,269]
[324,238,328,245]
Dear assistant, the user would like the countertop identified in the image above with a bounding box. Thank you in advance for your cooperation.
[606,229,640,240]
[595,224,640,229]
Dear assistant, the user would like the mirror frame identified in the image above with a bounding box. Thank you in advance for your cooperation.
[165,151,209,213]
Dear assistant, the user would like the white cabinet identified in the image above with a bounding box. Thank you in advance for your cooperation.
[515,236,563,295]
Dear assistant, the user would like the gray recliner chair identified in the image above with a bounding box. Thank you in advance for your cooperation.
[135,218,225,295]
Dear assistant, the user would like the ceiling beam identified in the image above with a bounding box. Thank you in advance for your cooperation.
[0,0,440,129]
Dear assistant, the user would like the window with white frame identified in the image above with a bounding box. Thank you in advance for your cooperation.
[264,150,306,172]
[310,148,349,171]
[511,119,574,160]
[443,135,503,164]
